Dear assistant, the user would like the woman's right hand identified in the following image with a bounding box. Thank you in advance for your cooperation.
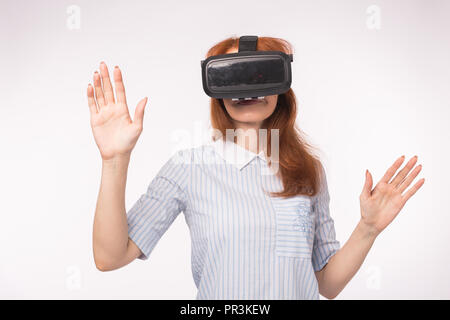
[87,62,148,161]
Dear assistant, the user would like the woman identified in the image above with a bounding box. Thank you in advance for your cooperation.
[87,36,425,299]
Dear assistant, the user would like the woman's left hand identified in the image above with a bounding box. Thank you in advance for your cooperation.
[359,155,425,237]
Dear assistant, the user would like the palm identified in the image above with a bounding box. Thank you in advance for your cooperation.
[87,63,147,160]
[91,102,138,159]
[360,155,425,235]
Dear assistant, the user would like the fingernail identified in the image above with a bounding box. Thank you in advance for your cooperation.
[114,65,119,69]
[100,61,105,65]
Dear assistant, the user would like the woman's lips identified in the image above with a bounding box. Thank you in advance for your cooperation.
[233,98,265,105]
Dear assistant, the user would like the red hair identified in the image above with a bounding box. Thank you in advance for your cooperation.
[206,35,324,198]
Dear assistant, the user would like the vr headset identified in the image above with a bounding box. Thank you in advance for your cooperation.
[201,35,293,101]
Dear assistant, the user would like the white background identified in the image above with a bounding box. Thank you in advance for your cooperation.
[0,0,449,299]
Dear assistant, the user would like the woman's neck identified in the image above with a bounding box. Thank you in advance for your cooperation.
[232,122,263,155]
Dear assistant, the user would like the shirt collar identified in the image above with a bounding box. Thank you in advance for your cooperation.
[210,138,267,170]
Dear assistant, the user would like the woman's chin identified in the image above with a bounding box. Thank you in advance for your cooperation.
[232,116,266,124]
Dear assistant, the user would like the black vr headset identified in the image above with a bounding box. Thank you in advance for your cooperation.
[201,35,294,101]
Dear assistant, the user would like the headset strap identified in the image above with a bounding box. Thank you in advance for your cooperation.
[238,35,258,52]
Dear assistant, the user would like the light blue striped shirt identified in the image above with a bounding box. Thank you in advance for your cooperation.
[126,138,340,299]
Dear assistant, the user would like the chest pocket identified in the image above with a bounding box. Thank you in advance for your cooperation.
[271,195,315,259]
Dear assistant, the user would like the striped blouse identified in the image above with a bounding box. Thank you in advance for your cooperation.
[126,138,340,299]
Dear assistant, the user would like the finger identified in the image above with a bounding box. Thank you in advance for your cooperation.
[99,61,115,104]
[378,155,405,184]
[133,97,148,128]
[93,71,106,108]
[114,66,127,105]
[390,155,418,187]
[87,84,98,115]
[361,169,373,200]
[397,163,422,193]
[401,178,425,204]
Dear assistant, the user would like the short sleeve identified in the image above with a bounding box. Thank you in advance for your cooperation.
[311,164,340,271]
[126,150,190,260]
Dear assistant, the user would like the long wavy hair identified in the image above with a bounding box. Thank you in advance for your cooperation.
[206,35,324,198]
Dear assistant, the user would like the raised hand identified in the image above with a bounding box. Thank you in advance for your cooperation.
[87,62,148,160]
[359,155,425,236]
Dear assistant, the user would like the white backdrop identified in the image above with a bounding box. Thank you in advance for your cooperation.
[1,0,449,299]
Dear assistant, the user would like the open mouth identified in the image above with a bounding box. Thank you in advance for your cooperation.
[232,96,266,105]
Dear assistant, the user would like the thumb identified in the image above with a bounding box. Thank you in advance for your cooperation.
[361,169,373,200]
[133,97,148,127]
